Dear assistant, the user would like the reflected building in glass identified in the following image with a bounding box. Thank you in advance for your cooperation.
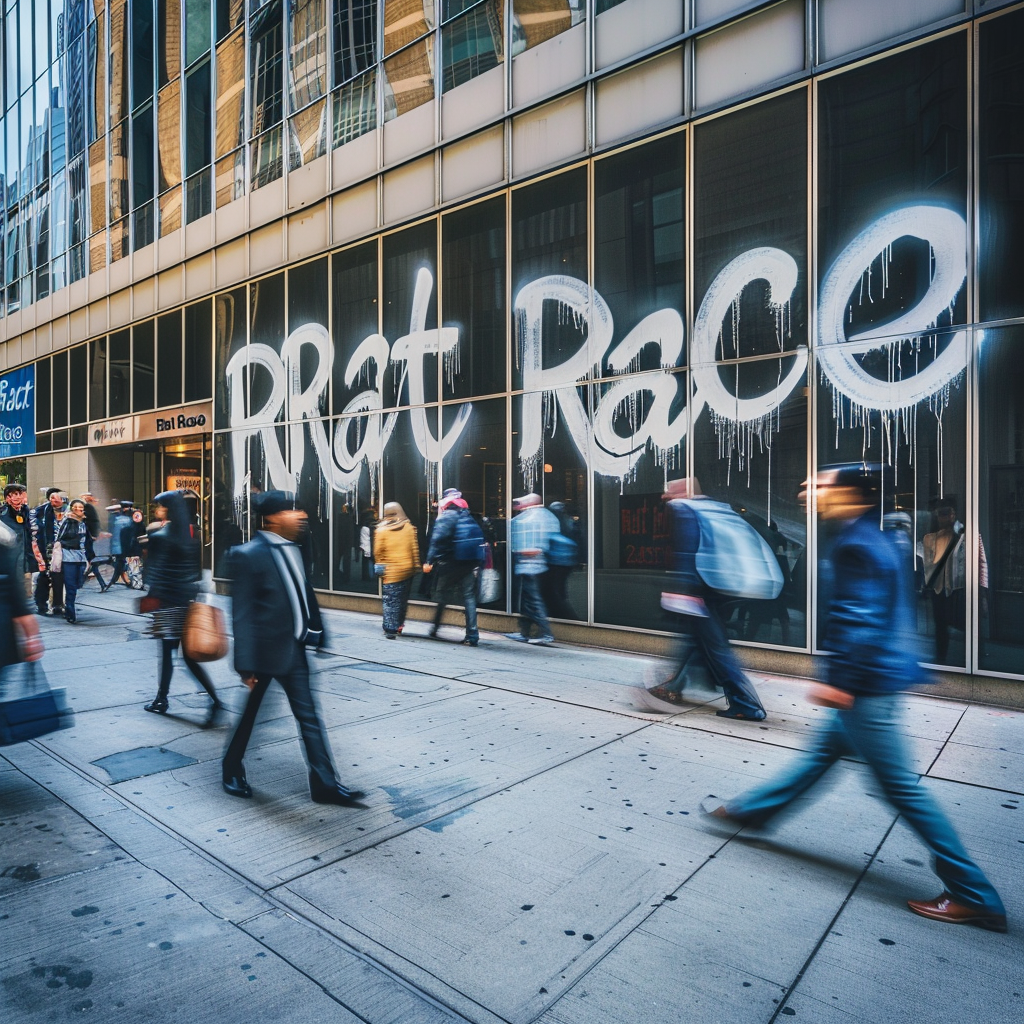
[3,0,1024,697]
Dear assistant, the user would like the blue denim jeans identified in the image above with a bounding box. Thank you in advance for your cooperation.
[727,693,1004,914]
[432,566,479,642]
[517,573,552,638]
[61,561,87,619]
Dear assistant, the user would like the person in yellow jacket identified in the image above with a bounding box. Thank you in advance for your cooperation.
[373,502,420,638]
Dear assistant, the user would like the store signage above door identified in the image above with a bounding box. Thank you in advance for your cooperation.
[90,416,137,447]
[136,403,212,442]
[0,365,36,459]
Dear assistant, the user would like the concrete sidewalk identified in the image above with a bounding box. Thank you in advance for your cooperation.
[1,580,1021,1023]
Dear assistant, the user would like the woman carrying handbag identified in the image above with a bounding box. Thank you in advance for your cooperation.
[142,490,220,716]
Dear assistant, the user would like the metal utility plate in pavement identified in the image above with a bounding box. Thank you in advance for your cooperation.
[92,746,198,783]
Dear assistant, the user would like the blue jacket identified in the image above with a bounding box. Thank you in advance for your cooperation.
[822,511,925,695]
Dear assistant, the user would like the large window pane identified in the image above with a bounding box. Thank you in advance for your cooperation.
[248,272,285,420]
[511,168,588,392]
[384,0,432,57]
[333,0,377,86]
[109,0,128,125]
[334,411,381,594]
[442,0,503,94]
[442,397,508,610]
[216,0,244,40]
[978,7,1024,323]
[88,11,106,141]
[332,69,376,149]
[215,285,247,430]
[133,319,156,411]
[159,0,181,86]
[52,350,69,428]
[185,59,211,177]
[978,325,1024,676]
[331,240,379,417]
[250,0,284,135]
[595,133,685,378]
[131,0,155,109]
[157,309,183,407]
[158,79,182,190]
[132,102,155,209]
[69,344,88,424]
[289,0,328,110]
[185,0,211,66]
[215,29,245,158]
[512,0,583,52]
[441,195,506,400]
[383,220,438,407]
[108,329,131,416]
[288,97,327,167]
[287,258,329,418]
[184,298,213,402]
[89,337,107,420]
[382,37,434,120]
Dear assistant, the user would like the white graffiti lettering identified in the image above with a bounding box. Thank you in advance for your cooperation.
[226,204,969,501]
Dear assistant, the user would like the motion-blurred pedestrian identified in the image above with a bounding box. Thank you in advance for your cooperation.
[0,517,43,667]
[647,478,766,720]
[373,502,420,639]
[0,484,34,597]
[701,464,1006,932]
[223,490,364,806]
[31,487,66,617]
[541,501,580,620]
[142,490,220,715]
[424,489,485,646]
[508,493,559,645]
[54,499,89,623]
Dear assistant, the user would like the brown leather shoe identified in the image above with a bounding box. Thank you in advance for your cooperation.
[907,893,1007,932]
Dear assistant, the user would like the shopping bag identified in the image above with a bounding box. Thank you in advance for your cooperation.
[0,662,75,746]
[49,542,63,573]
[182,600,229,662]
[478,567,501,604]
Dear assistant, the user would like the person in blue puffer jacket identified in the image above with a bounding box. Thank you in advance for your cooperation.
[702,464,1006,934]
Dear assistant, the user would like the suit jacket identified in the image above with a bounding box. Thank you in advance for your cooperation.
[0,524,30,668]
[229,533,325,678]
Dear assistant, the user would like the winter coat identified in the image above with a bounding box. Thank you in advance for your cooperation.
[373,521,420,585]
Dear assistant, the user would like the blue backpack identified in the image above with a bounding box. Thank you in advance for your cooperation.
[547,532,578,566]
[453,512,487,563]
[681,499,784,601]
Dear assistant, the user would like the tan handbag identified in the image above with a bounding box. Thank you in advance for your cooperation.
[182,601,229,662]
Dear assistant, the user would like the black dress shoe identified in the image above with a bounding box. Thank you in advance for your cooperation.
[309,772,365,806]
[144,698,169,714]
[222,769,252,798]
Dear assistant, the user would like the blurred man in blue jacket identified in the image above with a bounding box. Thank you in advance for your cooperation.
[703,464,1006,933]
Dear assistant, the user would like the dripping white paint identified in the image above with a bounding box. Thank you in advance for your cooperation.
[225,203,968,499]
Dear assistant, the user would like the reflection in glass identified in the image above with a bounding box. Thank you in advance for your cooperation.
[157,309,183,407]
[109,119,129,222]
[250,0,284,136]
[816,329,967,668]
[592,375,688,629]
[185,298,213,402]
[214,151,245,208]
[185,167,211,222]
[288,257,329,418]
[442,0,503,93]
[133,319,156,411]
[818,35,968,330]
[250,126,283,189]
[89,336,107,420]
[160,0,181,86]
[132,0,155,109]
[36,357,52,432]
[978,8,1024,322]
[333,412,380,594]
[215,285,247,430]
[383,220,437,407]
[694,91,805,360]
[88,138,106,231]
[978,326,1024,675]
[248,273,285,419]
[185,60,211,177]
[595,134,685,376]
[443,397,508,610]
[442,196,506,400]
[288,98,327,168]
[298,422,332,589]
[213,432,240,578]
[511,168,588,391]
[216,0,245,40]
[215,29,245,158]
[289,0,328,110]
[384,0,433,57]
[159,185,182,234]
[87,11,106,141]
[108,329,131,416]
[70,344,88,424]
[332,69,376,149]
[52,351,69,429]
[382,37,434,120]
[158,80,182,190]
[334,0,377,86]
[185,0,211,67]
[92,226,111,268]
[109,0,128,126]
[332,241,379,416]
[512,0,583,52]
[132,103,155,210]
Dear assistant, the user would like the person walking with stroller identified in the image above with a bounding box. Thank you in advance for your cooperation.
[374,502,420,639]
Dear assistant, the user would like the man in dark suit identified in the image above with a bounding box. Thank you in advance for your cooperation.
[222,490,364,807]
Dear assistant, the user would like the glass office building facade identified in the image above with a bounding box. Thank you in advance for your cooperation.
[2,0,1023,687]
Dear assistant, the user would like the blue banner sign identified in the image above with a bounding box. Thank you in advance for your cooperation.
[0,365,36,460]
